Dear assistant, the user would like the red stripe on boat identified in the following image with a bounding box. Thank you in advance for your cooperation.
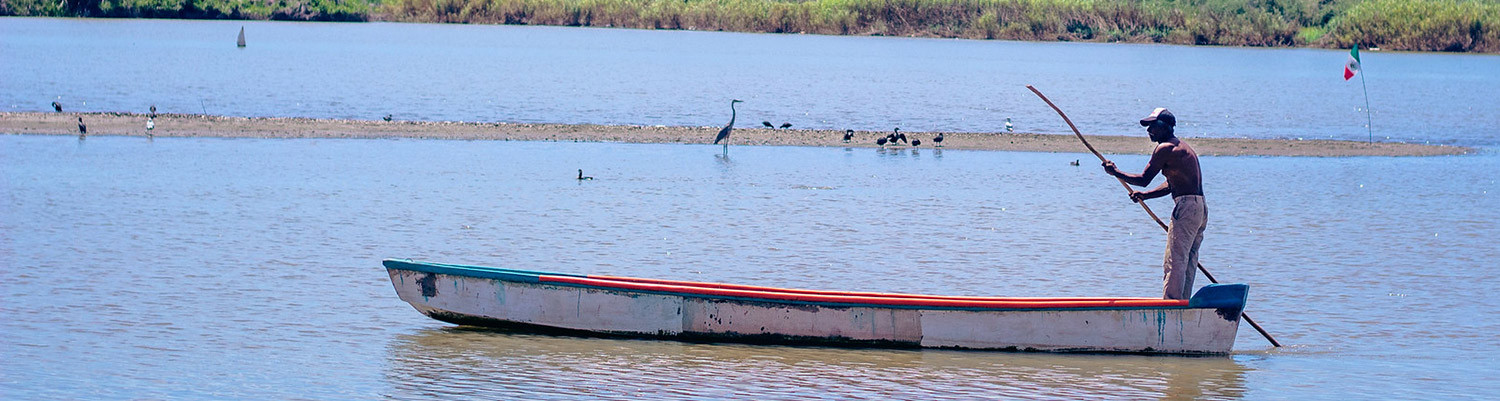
[540,275,1188,309]
[589,275,1144,302]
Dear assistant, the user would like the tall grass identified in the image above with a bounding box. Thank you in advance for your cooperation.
[4,0,1497,52]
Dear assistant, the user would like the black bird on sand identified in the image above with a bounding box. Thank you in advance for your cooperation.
[893,127,908,144]
[933,132,944,147]
[77,117,87,136]
[52,101,63,112]
[150,104,157,118]
[842,129,854,143]
[383,114,393,122]
[763,121,774,128]
[577,169,594,180]
[911,138,921,147]
[875,136,888,147]
[713,99,744,155]
[779,123,792,129]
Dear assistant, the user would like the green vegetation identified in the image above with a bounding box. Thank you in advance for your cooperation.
[1,0,379,21]
[4,0,1498,52]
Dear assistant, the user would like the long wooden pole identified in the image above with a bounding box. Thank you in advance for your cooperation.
[1025,85,1283,347]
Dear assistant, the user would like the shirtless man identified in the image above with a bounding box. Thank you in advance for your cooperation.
[1102,108,1205,300]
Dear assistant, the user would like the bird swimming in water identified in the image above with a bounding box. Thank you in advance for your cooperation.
[383,114,393,122]
[1004,117,1014,132]
[933,132,945,147]
[77,117,87,137]
[763,121,774,128]
[1069,159,1080,166]
[713,99,743,155]
[842,129,854,143]
[577,169,594,180]
[779,122,792,129]
[52,101,62,112]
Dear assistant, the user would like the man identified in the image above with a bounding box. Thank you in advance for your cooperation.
[1103,108,1205,300]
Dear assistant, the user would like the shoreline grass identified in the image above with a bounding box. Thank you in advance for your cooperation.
[3,0,1497,53]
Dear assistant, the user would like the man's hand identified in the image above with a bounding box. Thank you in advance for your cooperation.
[1102,160,1119,177]
[1128,191,1146,203]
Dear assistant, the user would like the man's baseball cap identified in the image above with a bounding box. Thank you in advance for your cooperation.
[1140,108,1175,127]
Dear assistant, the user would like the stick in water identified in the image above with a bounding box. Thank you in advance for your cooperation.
[1025,84,1283,347]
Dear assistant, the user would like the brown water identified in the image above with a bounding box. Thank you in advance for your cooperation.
[2,136,1497,399]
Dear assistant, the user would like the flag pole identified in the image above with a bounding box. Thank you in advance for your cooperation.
[1359,68,1372,143]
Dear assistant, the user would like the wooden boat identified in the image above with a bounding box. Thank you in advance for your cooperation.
[384,259,1249,354]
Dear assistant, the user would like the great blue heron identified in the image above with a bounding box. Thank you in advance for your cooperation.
[52,101,62,112]
[842,129,853,143]
[933,132,945,147]
[77,117,86,137]
[713,99,743,155]
[577,169,594,180]
[779,122,791,129]
[762,121,773,128]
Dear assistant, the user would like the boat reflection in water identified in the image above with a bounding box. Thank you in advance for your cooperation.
[385,327,1250,399]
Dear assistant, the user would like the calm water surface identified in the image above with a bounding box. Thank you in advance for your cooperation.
[2,18,1499,146]
[2,135,1497,399]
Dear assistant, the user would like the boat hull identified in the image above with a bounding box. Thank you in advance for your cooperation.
[386,260,1245,354]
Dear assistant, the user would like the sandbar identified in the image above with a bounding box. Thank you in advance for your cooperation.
[0,112,1471,157]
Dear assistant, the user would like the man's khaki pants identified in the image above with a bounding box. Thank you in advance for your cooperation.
[1163,195,1206,300]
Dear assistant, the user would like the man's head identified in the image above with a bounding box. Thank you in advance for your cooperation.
[1139,108,1175,142]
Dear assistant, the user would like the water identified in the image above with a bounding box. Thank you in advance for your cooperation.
[2,18,1499,146]
[4,17,1500,399]
[2,135,1498,399]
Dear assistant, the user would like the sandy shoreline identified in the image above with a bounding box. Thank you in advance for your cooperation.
[1,112,1471,157]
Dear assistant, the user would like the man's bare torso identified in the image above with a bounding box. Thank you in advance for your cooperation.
[1151,138,1203,197]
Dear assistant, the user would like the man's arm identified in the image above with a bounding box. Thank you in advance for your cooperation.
[1129,182,1172,202]
[1102,144,1168,187]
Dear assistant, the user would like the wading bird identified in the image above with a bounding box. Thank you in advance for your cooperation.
[933,132,944,147]
[842,129,854,143]
[77,117,87,137]
[577,169,594,180]
[713,99,744,155]
[779,123,792,129]
[52,101,62,112]
[763,121,774,128]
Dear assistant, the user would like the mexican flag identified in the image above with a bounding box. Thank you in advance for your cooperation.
[1344,45,1361,80]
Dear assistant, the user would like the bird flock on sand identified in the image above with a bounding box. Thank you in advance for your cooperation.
[711,99,1002,155]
